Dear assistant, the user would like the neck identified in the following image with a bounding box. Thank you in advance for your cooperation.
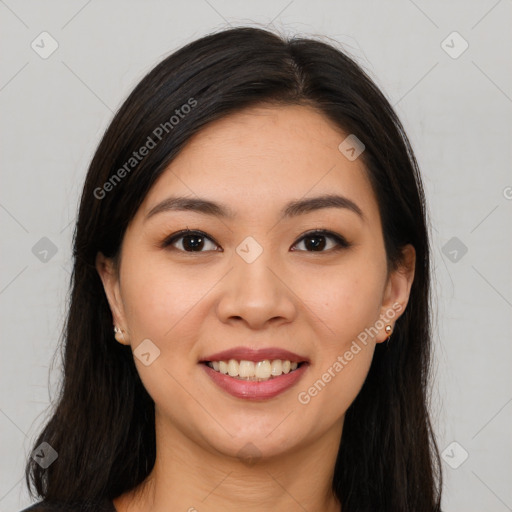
[114,411,343,512]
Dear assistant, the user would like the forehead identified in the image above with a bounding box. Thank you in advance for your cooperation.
[138,104,380,224]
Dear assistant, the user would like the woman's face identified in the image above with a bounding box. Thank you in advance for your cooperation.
[98,104,414,462]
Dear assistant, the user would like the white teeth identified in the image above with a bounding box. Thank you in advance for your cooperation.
[227,359,239,377]
[270,359,282,376]
[239,360,254,378]
[206,359,302,381]
[255,360,271,379]
[219,361,228,374]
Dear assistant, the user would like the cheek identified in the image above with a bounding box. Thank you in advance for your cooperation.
[118,253,210,419]
[120,252,211,343]
[294,257,384,418]
[300,258,385,348]
[118,250,223,400]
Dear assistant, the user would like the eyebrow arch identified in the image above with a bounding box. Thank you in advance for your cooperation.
[145,194,365,222]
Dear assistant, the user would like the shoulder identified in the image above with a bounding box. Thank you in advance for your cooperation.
[19,499,116,511]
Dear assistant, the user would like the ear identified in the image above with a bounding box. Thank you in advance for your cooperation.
[96,252,130,345]
[376,244,416,343]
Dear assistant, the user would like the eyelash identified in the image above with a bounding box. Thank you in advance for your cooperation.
[161,229,351,253]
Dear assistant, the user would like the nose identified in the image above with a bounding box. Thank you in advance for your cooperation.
[216,249,297,330]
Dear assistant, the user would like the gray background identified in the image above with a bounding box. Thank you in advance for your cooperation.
[1,1,511,511]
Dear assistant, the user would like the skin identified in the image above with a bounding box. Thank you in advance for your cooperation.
[97,104,415,512]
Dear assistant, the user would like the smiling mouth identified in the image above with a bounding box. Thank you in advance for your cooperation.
[203,359,306,382]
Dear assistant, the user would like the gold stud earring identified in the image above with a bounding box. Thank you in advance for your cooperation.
[114,326,125,343]
[385,324,393,339]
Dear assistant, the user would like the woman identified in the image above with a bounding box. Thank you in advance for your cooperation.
[23,26,442,511]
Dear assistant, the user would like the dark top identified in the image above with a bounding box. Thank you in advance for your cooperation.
[20,499,116,511]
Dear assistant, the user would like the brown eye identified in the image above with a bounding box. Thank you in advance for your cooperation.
[291,230,350,252]
[164,230,220,252]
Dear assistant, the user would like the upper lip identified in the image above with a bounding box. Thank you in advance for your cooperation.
[200,346,310,363]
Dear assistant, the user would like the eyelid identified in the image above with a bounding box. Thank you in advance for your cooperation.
[161,228,350,252]
[161,229,221,251]
[291,229,350,251]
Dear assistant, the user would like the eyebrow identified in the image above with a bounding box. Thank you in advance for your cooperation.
[145,194,365,222]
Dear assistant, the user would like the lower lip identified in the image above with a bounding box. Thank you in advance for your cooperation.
[201,363,309,400]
